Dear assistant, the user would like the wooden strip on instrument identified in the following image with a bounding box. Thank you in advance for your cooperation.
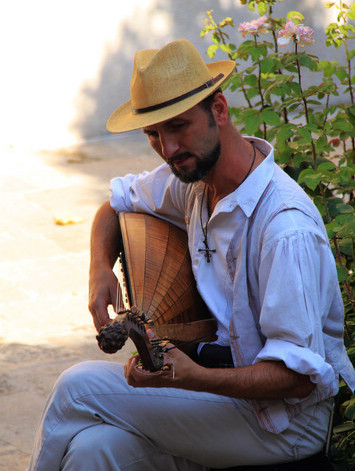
[142,214,169,315]
[119,212,214,341]
[152,225,192,323]
[119,213,147,309]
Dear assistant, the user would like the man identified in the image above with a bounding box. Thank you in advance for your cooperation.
[29,39,355,471]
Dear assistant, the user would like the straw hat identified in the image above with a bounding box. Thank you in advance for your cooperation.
[106,39,235,133]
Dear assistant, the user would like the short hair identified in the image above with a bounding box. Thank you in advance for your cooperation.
[198,88,222,113]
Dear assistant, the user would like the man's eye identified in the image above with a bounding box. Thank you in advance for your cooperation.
[146,131,158,139]
[170,123,185,131]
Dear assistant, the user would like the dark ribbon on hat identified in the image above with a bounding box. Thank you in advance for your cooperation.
[132,73,224,115]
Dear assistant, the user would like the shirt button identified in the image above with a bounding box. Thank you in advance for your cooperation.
[194,259,199,265]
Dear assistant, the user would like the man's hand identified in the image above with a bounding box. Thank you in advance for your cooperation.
[88,201,123,331]
[124,345,203,389]
[89,267,118,331]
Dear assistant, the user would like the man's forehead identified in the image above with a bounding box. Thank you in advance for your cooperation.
[142,117,182,133]
[142,104,201,132]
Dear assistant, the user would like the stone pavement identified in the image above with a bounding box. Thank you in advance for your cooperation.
[0,133,161,470]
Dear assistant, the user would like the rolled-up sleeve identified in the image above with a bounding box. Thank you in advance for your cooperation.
[254,220,343,401]
[255,338,336,402]
[110,163,188,230]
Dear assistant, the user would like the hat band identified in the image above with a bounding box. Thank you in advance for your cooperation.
[132,73,224,115]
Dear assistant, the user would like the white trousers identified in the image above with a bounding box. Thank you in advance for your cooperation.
[28,361,332,471]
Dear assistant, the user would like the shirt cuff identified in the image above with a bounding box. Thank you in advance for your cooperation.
[254,338,338,402]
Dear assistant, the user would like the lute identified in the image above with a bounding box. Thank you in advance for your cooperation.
[96,212,217,371]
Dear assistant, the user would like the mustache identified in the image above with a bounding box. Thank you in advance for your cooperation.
[167,153,195,165]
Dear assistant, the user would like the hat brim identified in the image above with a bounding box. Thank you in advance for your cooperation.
[106,60,235,133]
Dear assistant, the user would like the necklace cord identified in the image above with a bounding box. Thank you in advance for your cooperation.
[198,140,256,262]
[240,140,256,186]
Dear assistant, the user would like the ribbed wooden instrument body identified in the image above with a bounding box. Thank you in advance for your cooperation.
[119,212,216,342]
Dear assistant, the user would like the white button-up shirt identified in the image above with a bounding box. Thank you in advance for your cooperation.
[110,137,355,433]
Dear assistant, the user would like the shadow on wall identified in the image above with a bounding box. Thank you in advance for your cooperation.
[70,0,341,143]
[70,0,217,141]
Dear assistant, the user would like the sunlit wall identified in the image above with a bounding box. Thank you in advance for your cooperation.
[0,0,346,150]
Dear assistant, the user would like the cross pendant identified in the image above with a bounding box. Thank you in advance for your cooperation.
[198,238,216,263]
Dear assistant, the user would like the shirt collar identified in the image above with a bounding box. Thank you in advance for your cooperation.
[191,137,275,217]
[225,137,275,218]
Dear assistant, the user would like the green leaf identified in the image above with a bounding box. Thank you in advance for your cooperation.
[313,196,326,215]
[335,203,354,214]
[333,120,353,132]
[257,1,268,16]
[338,237,353,258]
[318,60,337,76]
[337,266,349,283]
[304,173,323,191]
[332,215,355,238]
[315,134,329,153]
[244,75,258,86]
[289,82,301,94]
[297,127,313,143]
[338,167,354,184]
[219,44,232,54]
[335,67,348,81]
[248,0,256,12]
[261,58,278,73]
[346,347,355,360]
[236,41,255,60]
[230,74,242,90]
[298,54,318,71]
[286,11,305,22]
[293,152,307,166]
[345,403,355,421]
[261,109,281,126]
[276,124,294,146]
[317,161,336,172]
[245,115,261,135]
[246,87,259,99]
[207,44,218,58]
[212,32,220,44]
[284,64,298,73]
[326,220,337,238]
[298,168,314,183]
[269,86,285,97]
[333,422,355,433]
[278,148,293,164]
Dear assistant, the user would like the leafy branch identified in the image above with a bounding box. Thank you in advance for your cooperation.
[201,1,355,468]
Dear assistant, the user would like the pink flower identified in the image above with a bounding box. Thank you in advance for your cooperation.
[329,138,341,148]
[277,19,315,47]
[238,15,268,38]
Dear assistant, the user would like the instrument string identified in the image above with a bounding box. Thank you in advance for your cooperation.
[115,267,124,313]
[115,279,120,313]
[162,332,215,353]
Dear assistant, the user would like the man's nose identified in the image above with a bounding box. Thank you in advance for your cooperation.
[160,134,180,160]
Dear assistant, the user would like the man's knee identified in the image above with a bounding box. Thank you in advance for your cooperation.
[61,424,151,471]
[61,425,116,469]
[53,361,97,396]
[55,360,123,397]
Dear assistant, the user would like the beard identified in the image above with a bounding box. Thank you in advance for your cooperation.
[168,140,221,183]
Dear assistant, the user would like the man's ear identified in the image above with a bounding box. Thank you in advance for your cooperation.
[211,93,229,126]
